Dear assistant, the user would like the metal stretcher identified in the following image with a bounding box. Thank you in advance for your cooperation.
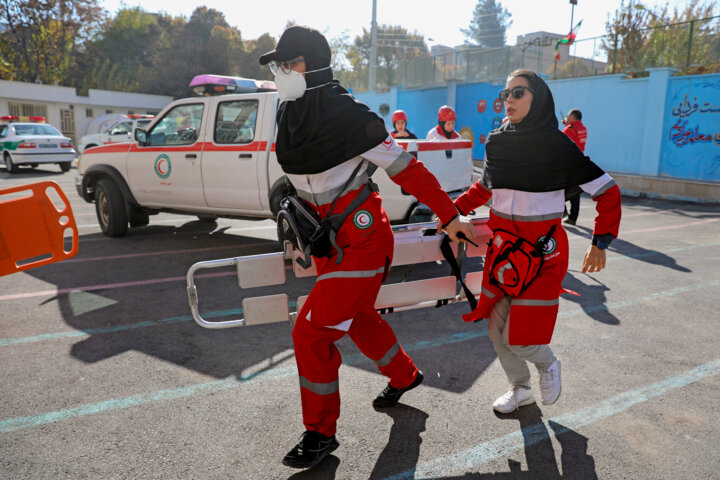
[0,181,78,276]
[186,218,491,329]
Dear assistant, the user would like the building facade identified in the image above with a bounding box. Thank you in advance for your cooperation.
[0,80,173,143]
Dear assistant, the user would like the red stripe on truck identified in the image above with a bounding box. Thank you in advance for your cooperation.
[417,141,472,151]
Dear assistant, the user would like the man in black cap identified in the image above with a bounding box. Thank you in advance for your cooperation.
[260,26,476,470]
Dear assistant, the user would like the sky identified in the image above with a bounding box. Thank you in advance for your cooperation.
[102,0,701,47]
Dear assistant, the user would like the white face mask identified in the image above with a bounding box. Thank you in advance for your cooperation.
[274,66,331,101]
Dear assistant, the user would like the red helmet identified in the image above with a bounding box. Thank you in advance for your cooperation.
[391,110,408,123]
[438,105,456,122]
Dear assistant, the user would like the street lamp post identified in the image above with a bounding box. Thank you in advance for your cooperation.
[369,0,377,92]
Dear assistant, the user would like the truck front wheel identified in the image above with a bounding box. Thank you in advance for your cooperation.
[95,178,128,237]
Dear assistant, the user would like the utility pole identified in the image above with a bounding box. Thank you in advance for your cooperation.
[369,0,377,92]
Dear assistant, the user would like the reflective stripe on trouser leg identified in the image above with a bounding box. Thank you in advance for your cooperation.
[348,307,418,389]
[292,310,345,437]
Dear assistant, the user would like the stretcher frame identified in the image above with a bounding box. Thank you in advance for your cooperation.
[186,218,491,329]
[0,181,78,276]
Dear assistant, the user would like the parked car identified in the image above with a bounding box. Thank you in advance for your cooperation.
[0,116,77,173]
[78,114,154,152]
[75,74,474,237]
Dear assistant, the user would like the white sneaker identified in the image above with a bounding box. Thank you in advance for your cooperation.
[492,385,535,413]
[538,359,562,405]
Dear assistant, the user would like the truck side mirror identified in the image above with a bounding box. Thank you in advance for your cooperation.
[134,128,148,146]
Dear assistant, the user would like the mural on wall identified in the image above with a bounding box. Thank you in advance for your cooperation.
[661,77,720,181]
[459,126,475,145]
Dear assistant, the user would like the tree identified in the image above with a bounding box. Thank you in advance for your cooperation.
[602,0,652,74]
[347,25,430,91]
[642,0,719,73]
[603,0,719,75]
[72,7,160,93]
[461,0,513,48]
[552,58,592,79]
[0,0,106,84]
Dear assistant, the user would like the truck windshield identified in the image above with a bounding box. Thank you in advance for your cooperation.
[147,104,204,146]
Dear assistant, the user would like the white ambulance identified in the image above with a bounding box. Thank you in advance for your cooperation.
[75,75,474,237]
[78,114,155,152]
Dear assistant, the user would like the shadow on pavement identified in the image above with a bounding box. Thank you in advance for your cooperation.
[369,405,429,480]
[435,403,597,479]
[561,271,620,325]
[20,224,496,393]
[287,454,340,480]
[564,224,691,273]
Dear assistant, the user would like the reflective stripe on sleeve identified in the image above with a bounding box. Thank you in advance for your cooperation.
[316,267,386,282]
[511,298,560,307]
[385,150,414,177]
[591,179,617,199]
[375,342,400,367]
[481,286,497,299]
[299,376,339,395]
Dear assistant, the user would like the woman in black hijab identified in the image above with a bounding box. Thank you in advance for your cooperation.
[453,69,622,415]
[259,26,475,470]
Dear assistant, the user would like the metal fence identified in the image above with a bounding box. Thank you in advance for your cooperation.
[345,15,719,92]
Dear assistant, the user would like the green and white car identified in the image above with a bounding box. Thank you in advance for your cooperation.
[1,116,77,173]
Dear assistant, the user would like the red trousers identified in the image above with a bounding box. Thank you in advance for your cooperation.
[291,191,419,437]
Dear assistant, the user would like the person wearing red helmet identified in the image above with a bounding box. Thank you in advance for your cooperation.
[390,110,417,139]
[427,105,460,140]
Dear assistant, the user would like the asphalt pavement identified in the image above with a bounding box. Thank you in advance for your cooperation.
[1,165,719,479]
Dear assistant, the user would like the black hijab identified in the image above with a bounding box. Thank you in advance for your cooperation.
[483,72,604,193]
[275,52,388,175]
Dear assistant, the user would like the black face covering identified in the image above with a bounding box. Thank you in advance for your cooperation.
[275,53,388,175]
[482,72,604,193]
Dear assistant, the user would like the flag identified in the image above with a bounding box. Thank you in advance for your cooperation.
[554,19,583,60]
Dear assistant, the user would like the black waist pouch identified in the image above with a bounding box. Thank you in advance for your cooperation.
[277,162,376,268]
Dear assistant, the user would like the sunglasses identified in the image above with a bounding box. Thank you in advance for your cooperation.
[268,57,305,75]
[498,85,535,102]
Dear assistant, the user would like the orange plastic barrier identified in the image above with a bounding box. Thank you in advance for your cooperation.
[0,181,78,276]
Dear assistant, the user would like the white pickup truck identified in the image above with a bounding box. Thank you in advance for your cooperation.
[75,75,474,237]
[78,114,154,152]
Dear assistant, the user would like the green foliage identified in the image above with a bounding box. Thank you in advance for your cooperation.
[602,0,719,75]
[0,2,276,97]
[346,25,430,91]
[461,0,513,48]
[0,0,106,84]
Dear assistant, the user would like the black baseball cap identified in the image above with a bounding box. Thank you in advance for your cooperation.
[259,26,331,65]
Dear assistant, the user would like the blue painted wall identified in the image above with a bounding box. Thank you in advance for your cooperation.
[396,87,447,139]
[455,82,505,159]
[355,70,720,185]
[660,76,720,181]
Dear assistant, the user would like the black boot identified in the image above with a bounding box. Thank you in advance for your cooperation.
[373,371,424,408]
[282,430,339,469]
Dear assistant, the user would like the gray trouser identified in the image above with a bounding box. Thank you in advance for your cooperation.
[488,296,556,388]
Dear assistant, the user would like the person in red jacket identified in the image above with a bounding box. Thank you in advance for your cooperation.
[453,70,621,414]
[562,109,588,225]
[426,105,460,140]
[259,26,476,470]
[390,109,418,139]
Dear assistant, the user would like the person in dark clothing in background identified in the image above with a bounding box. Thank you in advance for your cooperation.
[562,108,588,225]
